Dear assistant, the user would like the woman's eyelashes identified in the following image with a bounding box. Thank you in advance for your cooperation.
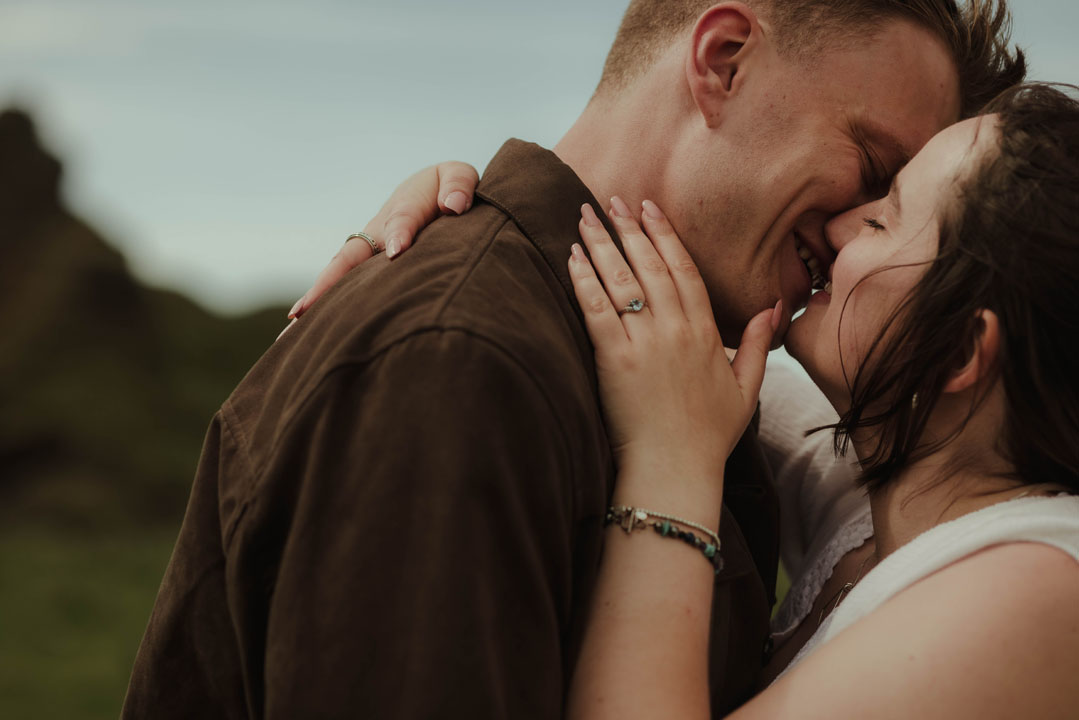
[863,217,886,231]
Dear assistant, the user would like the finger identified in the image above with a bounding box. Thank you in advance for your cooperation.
[730,301,780,418]
[607,196,682,318]
[381,205,429,259]
[436,161,479,216]
[293,163,459,317]
[377,164,451,258]
[579,204,650,321]
[292,237,377,318]
[640,200,714,326]
[568,242,631,349]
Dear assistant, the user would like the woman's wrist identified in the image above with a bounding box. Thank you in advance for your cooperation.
[605,505,723,574]
[611,461,725,534]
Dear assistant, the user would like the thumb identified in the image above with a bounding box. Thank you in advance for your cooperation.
[436,161,480,215]
[730,300,780,417]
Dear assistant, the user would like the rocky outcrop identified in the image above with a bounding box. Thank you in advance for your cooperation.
[0,110,288,528]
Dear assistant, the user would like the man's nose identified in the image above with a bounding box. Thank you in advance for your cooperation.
[823,210,860,253]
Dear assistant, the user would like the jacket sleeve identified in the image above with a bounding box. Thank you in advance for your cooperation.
[229,328,578,720]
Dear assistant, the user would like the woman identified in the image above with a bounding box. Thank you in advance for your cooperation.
[291,85,1079,716]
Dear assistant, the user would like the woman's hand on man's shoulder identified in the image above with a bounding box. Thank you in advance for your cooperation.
[289,161,479,319]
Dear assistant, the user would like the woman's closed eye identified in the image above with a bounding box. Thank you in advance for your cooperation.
[863,217,886,231]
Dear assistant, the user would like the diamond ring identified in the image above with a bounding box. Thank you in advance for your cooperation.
[617,297,647,316]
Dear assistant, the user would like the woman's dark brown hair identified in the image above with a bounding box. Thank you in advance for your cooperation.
[830,83,1079,495]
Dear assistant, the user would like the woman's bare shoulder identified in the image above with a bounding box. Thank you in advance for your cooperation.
[733,542,1079,719]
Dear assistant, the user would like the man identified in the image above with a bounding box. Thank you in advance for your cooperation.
[123,2,1022,717]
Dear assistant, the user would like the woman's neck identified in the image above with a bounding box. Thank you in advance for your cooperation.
[854,388,1031,559]
[866,459,1027,559]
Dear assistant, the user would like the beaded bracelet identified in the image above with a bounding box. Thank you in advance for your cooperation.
[605,506,724,575]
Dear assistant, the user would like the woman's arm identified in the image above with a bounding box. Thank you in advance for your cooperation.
[564,197,777,718]
[568,475,719,719]
[735,542,1079,719]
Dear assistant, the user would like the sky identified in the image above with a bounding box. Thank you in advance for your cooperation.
[2,0,1077,315]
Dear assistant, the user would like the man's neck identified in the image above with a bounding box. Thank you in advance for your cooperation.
[553,61,691,224]
[554,107,647,222]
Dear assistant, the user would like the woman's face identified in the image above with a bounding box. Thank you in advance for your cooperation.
[785,115,1001,411]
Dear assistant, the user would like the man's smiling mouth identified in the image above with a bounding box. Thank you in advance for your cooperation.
[795,234,833,295]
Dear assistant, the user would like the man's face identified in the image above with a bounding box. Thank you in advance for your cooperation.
[665,18,961,343]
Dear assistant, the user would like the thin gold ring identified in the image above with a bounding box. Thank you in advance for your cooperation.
[346,231,381,255]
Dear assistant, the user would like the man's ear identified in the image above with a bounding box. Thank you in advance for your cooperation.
[942,309,1002,395]
[685,2,761,128]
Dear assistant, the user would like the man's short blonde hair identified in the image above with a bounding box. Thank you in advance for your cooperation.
[597,0,1025,118]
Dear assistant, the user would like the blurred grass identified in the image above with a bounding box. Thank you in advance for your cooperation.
[775,562,791,618]
[0,525,178,720]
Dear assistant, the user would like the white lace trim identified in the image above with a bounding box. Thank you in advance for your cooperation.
[775,494,1079,682]
[771,504,874,639]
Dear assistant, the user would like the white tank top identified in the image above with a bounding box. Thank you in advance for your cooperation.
[779,494,1079,678]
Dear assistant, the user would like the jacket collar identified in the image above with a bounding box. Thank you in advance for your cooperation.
[475,139,623,307]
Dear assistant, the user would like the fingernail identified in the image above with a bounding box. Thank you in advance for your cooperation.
[641,199,665,220]
[770,300,784,332]
[581,203,600,227]
[288,295,306,319]
[276,318,297,341]
[609,196,632,218]
[571,242,586,263]
[386,235,402,258]
[444,191,468,215]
